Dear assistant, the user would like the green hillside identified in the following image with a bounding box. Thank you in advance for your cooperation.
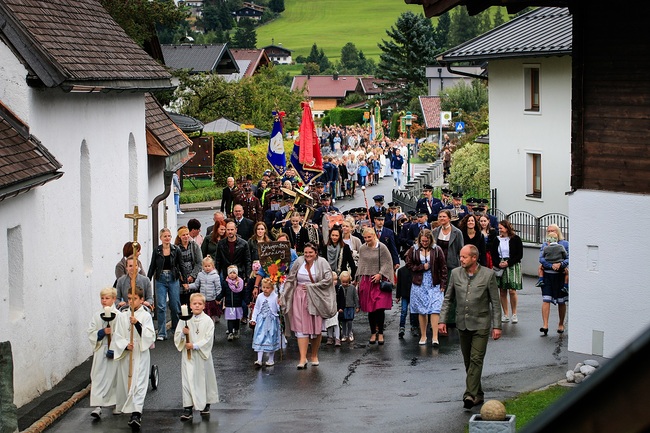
[256,0,427,62]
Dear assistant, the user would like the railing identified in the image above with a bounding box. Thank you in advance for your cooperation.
[495,210,569,243]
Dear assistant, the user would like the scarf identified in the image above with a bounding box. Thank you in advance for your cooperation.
[227,276,243,293]
[327,244,341,271]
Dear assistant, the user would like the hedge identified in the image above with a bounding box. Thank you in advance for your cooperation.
[213,139,295,185]
[322,108,365,126]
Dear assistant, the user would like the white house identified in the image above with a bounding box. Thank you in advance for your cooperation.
[438,8,572,273]
[0,0,189,406]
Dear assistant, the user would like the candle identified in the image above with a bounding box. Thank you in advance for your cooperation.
[104,306,111,317]
[181,305,188,316]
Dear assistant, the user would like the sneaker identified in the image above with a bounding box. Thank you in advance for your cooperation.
[511,314,519,324]
[200,405,210,416]
[128,413,142,430]
[234,330,240,339]
[227,333,234,341]
[341,336,348,342]
[264,361,275,367]
[535,278,544,287]
[398,327,405,338]
[177,211,184,215]
[180,407,193,421]
[326,337,334,345]
[91,407,102,419]
[501,315,509,323]
[349,333,354,342]
[334,339,341,347]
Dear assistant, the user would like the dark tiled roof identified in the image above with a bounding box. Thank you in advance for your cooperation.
[439,7,571,62]
[291,75,362,98]
[0,102,63,202]
[145,94,192,155]
[161,44,240,74]
[357,78,392,96]
[0,0,171,89]
[419,96,442,129]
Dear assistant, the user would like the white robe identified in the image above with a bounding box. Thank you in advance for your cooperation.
[174,312,219,409]
[87,306,120,407]
[110,306,156,413]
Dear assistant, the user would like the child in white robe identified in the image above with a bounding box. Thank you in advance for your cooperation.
[87,287,120,419]
[250,278,281,367]
[175,293,219,421]
[110,287,156,430]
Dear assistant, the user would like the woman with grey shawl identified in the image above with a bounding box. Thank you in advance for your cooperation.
[279,243,336,369]
[356,228,395,345]
[321,226,357,279]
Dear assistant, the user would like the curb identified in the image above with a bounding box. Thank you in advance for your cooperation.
[20,385,90,433]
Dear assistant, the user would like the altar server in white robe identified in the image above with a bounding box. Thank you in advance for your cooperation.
[87,287,121,419]
[110,287,156,430]
[175,293,219,421]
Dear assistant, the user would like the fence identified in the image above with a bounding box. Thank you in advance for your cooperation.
[494,210,569,243]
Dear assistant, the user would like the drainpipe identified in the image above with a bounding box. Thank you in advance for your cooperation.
[151,170,173,247]
[445,63,487,81]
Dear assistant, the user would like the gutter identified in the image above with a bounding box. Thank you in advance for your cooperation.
[444,63,488,81]
[151,170,173,248]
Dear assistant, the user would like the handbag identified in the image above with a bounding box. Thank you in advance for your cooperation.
[377,246,394,292]
[492,267,504,277]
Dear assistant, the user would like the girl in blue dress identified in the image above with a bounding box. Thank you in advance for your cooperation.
[250,278,281,367]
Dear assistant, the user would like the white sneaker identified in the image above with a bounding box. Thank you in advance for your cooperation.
[91,407,102,419]
[511,314,519,323]
[501,315,509,323]
[112,408,122,415]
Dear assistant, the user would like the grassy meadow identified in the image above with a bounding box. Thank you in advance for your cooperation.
[256,0,427,62]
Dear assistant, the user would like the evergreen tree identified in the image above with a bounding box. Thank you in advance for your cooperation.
[377,12,438,108]
[306,43,320,64]
[435,11,451,51]
[269,0,285,13]
[493,7,505,27]
[448,6,480,47]
[340,42,360,72]
[301,62,320,76]
[477,10,492,34]
[231,18,257,48]
[318,48,331,72]
[357,51,376,75]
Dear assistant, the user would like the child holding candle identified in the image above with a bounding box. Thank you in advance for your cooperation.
[110,287,156,430]
[217,265,245,341]
[87,287,121,419]
[175,293,219,421]
[187,256,221,326]
[250,278,281,367]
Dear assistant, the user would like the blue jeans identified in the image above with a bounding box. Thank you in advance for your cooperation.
[399,298,418,328]
[174,192,181,212]
[393,169,403,187]
[155,271,181,337]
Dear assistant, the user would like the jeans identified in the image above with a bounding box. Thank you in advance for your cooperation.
[399,298,419,328]
[155,271,181,338]
[393,169,403,187]
[329,181,337,200]
[174,192,181,213]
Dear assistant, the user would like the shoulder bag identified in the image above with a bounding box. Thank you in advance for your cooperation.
[377,245,394,293]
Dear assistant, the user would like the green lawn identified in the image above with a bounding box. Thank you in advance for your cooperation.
[256,0,426,62]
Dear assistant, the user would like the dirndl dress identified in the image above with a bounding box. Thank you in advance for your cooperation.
[498,262,523,291]
[252,299,281,352]
[290,265,323,335]
[410,268,444,315]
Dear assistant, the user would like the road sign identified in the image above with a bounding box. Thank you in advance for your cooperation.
[440,111,452,126]
[240,124,255,129]
[455,121,465,132]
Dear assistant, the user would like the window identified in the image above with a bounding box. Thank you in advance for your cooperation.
[524,65,540,112]
[527,153,542,198]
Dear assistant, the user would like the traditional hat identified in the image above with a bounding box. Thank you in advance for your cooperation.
[387,202,398,208]
[423,184,433,191]
[441,188,452,195]
[373,195,384,202]
[320,193,332,200]
[452,192,463,199]
[407,210,416,217]
[373,208,386,219]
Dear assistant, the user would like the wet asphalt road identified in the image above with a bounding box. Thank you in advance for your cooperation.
[46,174,569,433]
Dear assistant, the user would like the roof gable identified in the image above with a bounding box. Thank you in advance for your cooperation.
[0,101,63,202]
[291,75,363,98]
[145,94,192,156]
[439,7,572,62]
[0,0,171,90]
[230,49,271,77]
[419,96,442,129]
[161,44,240,74]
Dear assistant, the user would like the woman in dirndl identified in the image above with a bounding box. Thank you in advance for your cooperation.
[490,220,523,324]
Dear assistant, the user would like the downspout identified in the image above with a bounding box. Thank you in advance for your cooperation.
[151,170,173,247]
[445,63,488,81]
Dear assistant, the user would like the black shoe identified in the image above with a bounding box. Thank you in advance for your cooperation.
[463,396,475,409]
[200,404,210,417]
[540,327,548,336]
[128,413,141,431]
[180,407,193,421]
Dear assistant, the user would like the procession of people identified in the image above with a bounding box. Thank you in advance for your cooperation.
[87,118,567,431]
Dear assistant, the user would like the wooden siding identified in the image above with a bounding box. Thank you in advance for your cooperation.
[572,5,650,193]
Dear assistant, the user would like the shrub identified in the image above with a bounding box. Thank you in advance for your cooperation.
[448,142,489,194]
[418,141,439,162]
[326,108,365,126]
[213,139,294,185]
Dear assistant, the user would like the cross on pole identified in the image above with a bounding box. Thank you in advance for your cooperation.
[124,206,148,244]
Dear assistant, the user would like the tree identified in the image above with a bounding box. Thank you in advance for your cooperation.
[269,0,285,13]
[441,79,488,114]
[101,0,187,46]
[231,18,257,48]
[448,6,480,47]
[301,62,320,76]
[493,8,505,27]
[377,12,439,109]
[340,42,360,72]
[306,43,331,73]
[434,11,451,51]
[477,10,492,34]
[201,3,234,32]
[448,142,490,194]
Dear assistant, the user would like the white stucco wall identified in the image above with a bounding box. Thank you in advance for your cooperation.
[0,40,30,122]
[488,56,572,216]
[568,190,650,359]
[0,89,154,406]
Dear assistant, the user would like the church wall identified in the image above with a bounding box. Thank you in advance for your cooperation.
[0,40,30,122]
[0,90,152,406]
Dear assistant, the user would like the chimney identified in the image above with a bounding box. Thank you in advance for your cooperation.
[333,72,339,80]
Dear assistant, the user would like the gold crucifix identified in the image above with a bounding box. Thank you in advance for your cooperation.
[124,206,148,243]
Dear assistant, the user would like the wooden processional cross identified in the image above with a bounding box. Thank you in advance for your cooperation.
[124,206,147,390]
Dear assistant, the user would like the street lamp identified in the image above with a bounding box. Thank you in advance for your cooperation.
[364,102,369,126]
[405,111,413,182]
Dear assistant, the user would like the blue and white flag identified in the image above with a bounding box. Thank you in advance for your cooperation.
[267,111,286,176]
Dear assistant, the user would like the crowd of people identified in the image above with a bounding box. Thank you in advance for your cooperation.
[86,126,569,429]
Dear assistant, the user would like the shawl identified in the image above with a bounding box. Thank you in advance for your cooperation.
[356,242,394,282]
[226,276,244,293]
[327,244,341,271]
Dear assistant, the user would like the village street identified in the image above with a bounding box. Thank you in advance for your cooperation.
[40,174,569,433]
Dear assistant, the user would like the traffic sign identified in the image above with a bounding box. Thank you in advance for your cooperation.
[455,121,465,132]
[240,124,255,129]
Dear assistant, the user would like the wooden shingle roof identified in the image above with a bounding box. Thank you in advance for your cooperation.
[0,102,63,202]
[161,44,239,74]
[0,0,172,90]
[145,94,192,156]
